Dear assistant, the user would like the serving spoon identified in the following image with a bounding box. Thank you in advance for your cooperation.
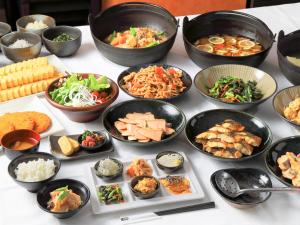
[215,170,300,198]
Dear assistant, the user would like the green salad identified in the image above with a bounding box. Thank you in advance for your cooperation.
[208,76,263,103]
[98,184,124,205]
[50,73,110,107]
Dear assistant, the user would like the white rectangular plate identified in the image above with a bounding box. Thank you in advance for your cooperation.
[0,95,64,138]
[86,152,205,215]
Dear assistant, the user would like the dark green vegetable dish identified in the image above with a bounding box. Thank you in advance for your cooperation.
[208,76,263,103]
[98,184,124,205]
[53,33,74,42]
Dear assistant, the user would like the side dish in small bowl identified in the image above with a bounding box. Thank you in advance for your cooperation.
[130,175,160,199]
[156,151,184,172]
[94,158,123,180]
[194,64,277,110]
[118,64,192,101]
[78,130,107,152]
[45,73,119,122]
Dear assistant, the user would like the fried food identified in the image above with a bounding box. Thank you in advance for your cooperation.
[114,112,175,142]
[0,111,52,134]
[0,120,14,140]
[160,176,191,195]
[284,98,300,124]
[277,152,300,187]
[195,119,262,159]
[0,57,63,102]
[127,159,152,177]
[23,111,51,133]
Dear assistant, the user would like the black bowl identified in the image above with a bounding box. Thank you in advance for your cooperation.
[156,151,184,173]
[42,26,82,57]
[78,130,108,152]
[185,109,272,162]
[130,175,160,199]
[102,99,186,146]
[265,136,300,187]
[94,158,123,181]
[8,152,61,193]
[88,2,178,66]
[183,11,274,67]
[37,179,90,219]
[118,64,192,101]
[277,30,300,85]
[211,168,272,208]
[0,22,11,38]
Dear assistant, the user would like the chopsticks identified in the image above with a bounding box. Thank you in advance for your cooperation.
[120,201,215,224]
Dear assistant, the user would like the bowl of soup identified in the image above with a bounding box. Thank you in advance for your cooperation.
[1,129,41,160]
[183,11,274,67]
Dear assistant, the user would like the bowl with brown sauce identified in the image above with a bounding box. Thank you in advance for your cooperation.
[88,2,178,66]
[1,129,41,160]
[183,11,274,67]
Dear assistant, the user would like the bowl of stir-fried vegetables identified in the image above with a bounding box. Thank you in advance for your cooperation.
[45,73,119,122]
[194,64,277,110]
[88,2,178,66]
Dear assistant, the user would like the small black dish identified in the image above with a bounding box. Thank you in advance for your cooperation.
[211,168,272,209]
[102,99,186,146]
[88,2,178,66]
[94,158,123,181]
[0,22,11,38]
[37,178,90,219]
[42,26,82,57]
[8,152,61,193]
[130,175,160,199]
[185,109,272,162]
[277,30,300,85]
[156,151,184,173]
[118,64,192,101]
[78,131,108,152]
[265,136,300,187]
[183,11,274,67]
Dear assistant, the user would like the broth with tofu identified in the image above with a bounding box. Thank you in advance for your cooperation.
[194,34,264,57]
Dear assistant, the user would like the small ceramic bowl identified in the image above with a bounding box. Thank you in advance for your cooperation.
[7,152,61,192]
[37,179,90,219]
[78,131,108,152]
[1,129,41,160]
[273,85,300,130]
[118,64,192,101]
[185,109,272,162]
[42,26,82,57]
[102,99,186,146]
[0,31,42,62]
[211,168,272,209]
[94,158,123,181]
[156,151,184,173]
[265,136,300,187]
[194,64,277,110]
[0,22,11,38]
[16,14,56,36]
[130,175,160,199]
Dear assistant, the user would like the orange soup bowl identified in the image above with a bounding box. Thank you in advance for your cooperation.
[1,129,41,160]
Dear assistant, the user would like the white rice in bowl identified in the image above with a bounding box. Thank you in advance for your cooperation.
[15,158,56,182]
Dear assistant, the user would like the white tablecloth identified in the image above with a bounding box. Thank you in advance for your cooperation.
[1,3,300,225]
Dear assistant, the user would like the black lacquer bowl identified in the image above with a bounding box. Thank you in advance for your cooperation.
[265,136,300,187]
[37,179,90,219]
[118,64,192,101]
[183,10,274,67]
[185,109,272,162]
[89,2,178,66]
[277,30,300,85]
[102,99,186,146]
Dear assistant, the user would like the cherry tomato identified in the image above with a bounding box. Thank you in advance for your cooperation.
[82,140,88,146]
[155,66,164,76]
[215,44,225,49]
[85,135,94,142]
[168,68,176,75]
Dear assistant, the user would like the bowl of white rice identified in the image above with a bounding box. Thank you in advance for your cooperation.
[8,152,61,192]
